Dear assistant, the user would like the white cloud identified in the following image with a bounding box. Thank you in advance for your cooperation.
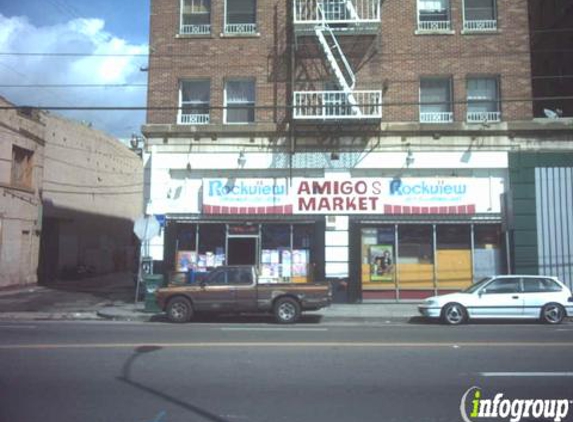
[0,14,148,138]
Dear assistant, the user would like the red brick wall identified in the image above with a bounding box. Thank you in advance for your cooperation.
[147,0,532,125]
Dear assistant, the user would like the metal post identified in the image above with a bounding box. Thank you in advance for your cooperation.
[505,230,512,274]
[394,224,399,301]
[134,216,150,304]
[432,224,438,296]
[470,223,475,283]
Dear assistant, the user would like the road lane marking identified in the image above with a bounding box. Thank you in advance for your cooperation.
[481,372,573,378]
[1,342,573,350]
[220,327,329,332]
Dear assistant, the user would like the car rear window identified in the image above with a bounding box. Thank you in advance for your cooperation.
[522,278,562,293]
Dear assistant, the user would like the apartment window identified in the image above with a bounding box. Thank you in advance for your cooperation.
[11,145,34,190]
[225,79,255,124]
[179,80,210,125]
[463,0,497,31]
[420,77,453,123]
[225,0,257,34]
[466,77,500,123]
[180,0,211,34]
[417,0,451,32]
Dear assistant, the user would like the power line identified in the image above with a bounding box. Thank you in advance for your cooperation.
[2,74,573,89]
[0,84,147,88]
[2,46,573,58]
[2,95,573,111]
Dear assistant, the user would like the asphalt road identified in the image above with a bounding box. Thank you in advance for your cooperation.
[1,320,573,422]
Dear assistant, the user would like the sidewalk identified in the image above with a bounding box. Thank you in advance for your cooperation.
[0,273,421,323]
[96,302,421,323]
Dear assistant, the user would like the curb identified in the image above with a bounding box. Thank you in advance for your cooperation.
[0,311,102,321]
[96,307,155,323]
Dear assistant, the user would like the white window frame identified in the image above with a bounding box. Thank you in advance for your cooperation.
[419,77,454,123]
[224,0,257,34]
[462,0,497,32]
[417,0,452,32]
[179,79,211,125]
[224,79,256,124]
[180,0,211,35]
[466,76,501,123]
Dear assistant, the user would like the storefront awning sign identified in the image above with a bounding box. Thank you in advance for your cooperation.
[200,177,503,215]
[294,177,502,215]
[203,178,292,215]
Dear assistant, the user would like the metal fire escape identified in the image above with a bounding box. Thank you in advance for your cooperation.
[293,0,382,120]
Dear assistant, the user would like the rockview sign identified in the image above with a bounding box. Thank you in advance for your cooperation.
[202,177,504,215]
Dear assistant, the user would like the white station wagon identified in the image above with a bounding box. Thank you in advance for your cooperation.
[418,275,573,325]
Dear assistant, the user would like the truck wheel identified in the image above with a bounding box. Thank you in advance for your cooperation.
[274,297,301,324]
[166,297,193,323]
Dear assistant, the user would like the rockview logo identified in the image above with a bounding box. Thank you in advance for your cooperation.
[460,387,572,422]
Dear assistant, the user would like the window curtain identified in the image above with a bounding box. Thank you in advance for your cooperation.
[226,80,255,104]
[184,0,210,14]
[465,0,495,20]
[467,78,498,112]
[421,79,451,113]
[182,81,210,103]
[419,0,448,12]
[227,0,256,24]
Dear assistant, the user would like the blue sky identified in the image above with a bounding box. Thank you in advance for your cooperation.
[0,0,150,138]
[1,0,150,44]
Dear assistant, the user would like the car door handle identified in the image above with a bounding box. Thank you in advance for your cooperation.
[512,296,519,299]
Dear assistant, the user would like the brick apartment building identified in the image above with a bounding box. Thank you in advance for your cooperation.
[142,0,573,301]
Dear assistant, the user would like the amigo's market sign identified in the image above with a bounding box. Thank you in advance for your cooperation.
[201,177,503,215]
[293,178,503,215]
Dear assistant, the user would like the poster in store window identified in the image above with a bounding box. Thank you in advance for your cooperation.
[369,245,395,282]
[292,249,308,277]
[282,250,292,278]
[177,251,197,272]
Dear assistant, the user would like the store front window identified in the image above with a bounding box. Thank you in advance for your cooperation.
[198,224,226,269]
[436,225,471,291]
[362,226,396,292]
[360,223,503,299]
[398,225,434,291]
[170,221,315,284]
[474,224,503,279]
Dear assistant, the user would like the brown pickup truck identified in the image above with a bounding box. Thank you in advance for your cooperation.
[155,266,332,324]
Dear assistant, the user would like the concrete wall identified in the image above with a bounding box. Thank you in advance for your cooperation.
[39,113,144,281]
[0,96,45,287]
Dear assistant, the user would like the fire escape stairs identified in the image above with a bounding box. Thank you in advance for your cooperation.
[315,1,362,117]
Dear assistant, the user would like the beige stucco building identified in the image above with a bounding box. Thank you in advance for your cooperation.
[0,95,143,288]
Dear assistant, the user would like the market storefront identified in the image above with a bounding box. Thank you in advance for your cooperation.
[163,220,323,284]
[352,221,506,300]
[156,175,508,301]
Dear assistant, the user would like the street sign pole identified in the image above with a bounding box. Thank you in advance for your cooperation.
[133,215,160,304]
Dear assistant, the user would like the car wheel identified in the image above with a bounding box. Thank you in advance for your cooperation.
[540,303,565,325]
[274,297,301,324]
[442,303,467,325]
[166,297,193,323]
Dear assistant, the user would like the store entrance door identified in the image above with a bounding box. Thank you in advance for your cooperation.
[227,237,258,266]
